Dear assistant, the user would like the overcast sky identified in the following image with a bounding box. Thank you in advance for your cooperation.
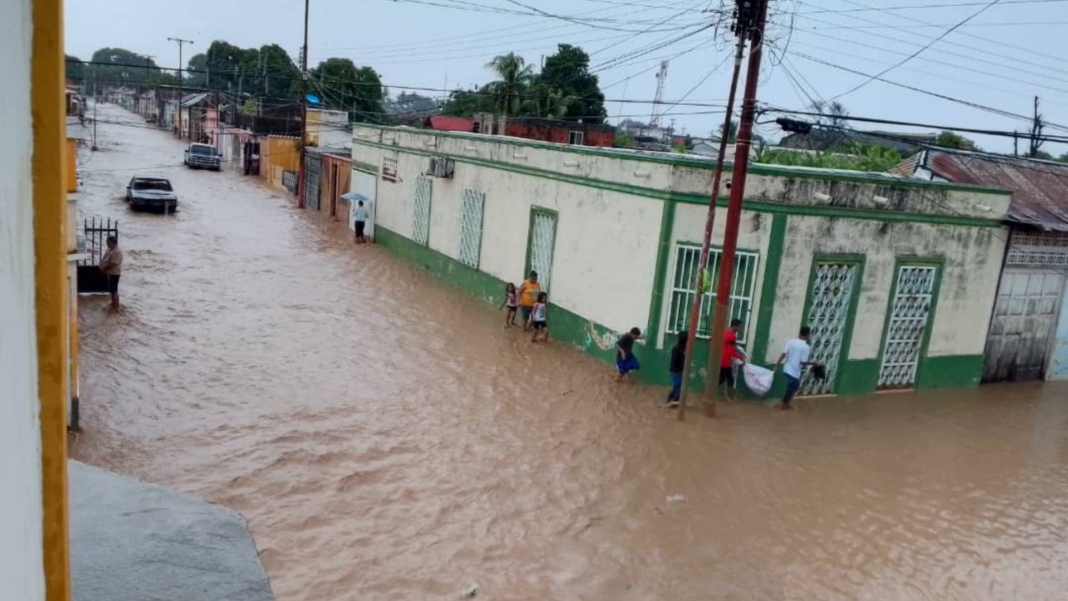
[66,0,1068,154]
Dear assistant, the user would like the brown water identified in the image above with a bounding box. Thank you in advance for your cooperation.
[74,105,1068,601]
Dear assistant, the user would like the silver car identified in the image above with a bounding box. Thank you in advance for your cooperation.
[126,177,177,212]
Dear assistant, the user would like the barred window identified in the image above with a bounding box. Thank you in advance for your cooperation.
[458,189,485,268]
[665,243,759,339]
[412,176,431,246]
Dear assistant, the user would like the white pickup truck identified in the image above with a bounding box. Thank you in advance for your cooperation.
[184,143,222,170]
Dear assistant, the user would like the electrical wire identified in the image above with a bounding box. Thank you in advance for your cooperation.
[827,0,1006,100]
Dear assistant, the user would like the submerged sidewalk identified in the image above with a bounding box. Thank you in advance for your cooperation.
[70,461,274,601]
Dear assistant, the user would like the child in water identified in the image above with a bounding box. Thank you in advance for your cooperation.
[530,292,549,343]
[499,282,518,328]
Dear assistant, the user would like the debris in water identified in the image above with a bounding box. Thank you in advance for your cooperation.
[460,583,479,598]
[666,494,687,504]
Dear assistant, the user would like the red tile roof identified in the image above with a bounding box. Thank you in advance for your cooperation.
[426,116,474,132]
[899,150,1068,231]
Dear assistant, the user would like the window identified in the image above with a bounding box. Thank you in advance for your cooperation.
[412,176,431,246]
[568,131,585,145]
[665,243,759,339]
[458,189,485,268]
[382,155,399,183]
[526,208,558,292]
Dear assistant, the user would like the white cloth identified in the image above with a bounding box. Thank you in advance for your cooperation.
[353,206,370,222]
[742,364,775,396]
[532,303,547,321]
[782,338,811,379]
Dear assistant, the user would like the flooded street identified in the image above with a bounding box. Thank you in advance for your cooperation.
[74,105,1068,601]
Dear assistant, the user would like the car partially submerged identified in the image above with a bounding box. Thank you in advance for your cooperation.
[126,177,177,212]
[184,143,222,170]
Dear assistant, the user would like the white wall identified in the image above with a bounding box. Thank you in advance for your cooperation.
[354,128,665,334]
[663,205,774,349]
[770,217,1006,363]
[0,0,46,598]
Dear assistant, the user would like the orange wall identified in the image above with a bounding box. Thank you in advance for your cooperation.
[263,136,300,191]
[65,138,76,193]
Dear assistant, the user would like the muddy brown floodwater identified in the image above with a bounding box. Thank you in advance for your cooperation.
[73,104,1068,601]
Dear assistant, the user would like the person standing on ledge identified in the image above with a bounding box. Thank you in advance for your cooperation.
[100,235,124,312]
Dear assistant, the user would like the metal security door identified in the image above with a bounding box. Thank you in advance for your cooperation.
[878,265,937,389]
[412,176,432,246]
[526,209,557,291]
[303,153,321,210]
[983,269,1065,382]
[800,262,860,396]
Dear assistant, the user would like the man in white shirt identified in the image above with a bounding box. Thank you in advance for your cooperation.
[353,200,370,244]
[774,326,820,410]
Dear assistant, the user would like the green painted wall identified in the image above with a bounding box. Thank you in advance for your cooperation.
[917,355,985,389]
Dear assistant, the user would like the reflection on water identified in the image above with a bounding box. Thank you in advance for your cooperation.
[74,105,1068,601]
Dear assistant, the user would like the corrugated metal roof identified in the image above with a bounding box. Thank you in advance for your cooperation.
[426,115,474,132]
[181,92,211,107]
[924,151,1068,231]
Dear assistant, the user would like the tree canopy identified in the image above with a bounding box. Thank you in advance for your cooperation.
[309,58,385,123]
[82,47,175,87]
[186,41,301,98]
[442,45,606,122]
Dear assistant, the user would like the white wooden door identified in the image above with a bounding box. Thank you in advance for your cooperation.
[983,269,1065,382]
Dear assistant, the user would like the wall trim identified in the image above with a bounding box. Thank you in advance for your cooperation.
[750,214,788,365]
[354,138,1005,229]
[354,125,1013,196]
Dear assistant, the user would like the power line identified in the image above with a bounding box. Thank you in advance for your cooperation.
[796,0,1067,14]
[827,0,1005,101]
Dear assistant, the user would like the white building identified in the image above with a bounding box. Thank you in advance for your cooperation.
[351,124,1013,396]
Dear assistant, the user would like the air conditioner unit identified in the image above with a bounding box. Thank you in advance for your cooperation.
[427,156,455,179]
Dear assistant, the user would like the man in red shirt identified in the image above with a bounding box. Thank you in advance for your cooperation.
[719,318,747,402]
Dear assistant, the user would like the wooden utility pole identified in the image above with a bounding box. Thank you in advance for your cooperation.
[702,0,770,418]
[168,36,194,138]
[676,28,748,421]
[298,0,311,206]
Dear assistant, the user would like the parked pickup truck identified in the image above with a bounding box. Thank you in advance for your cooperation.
[126,177,177,212]
[184,143,222,170]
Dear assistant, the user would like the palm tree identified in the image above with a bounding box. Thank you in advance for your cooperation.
[486,53,533,116]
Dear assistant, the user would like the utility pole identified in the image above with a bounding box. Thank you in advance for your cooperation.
[676,25,749,421]
[168,36,194,139]
[298,0,311,206]
[701,0,770,418]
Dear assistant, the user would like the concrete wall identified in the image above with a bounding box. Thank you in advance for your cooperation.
[262,136,300,192]
[0,0,46,597]
[356,129,663,334]
[770,218,1005,363]
[353,124,1012,392]
[307,109,350,149]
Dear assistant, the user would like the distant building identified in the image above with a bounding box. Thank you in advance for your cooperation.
[472,113,615,147]
[425,115,474,133]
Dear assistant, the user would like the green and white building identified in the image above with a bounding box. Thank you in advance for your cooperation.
[351,124,1013,396]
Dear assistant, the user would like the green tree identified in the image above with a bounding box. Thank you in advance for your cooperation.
[486,52,533,116]
[756,143,902,172]
[88,47,173,88]
[535,44,606,123]
[935,130,965,149]
[65,55,85,83]
[309,58,386,123]
[442,87,496,117]
[614,132,636,148]
[720,120,739,143]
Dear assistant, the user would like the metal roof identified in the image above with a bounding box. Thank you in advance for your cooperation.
[425,115,474,132]
[909,150,1068,231]
[180,92,211,108]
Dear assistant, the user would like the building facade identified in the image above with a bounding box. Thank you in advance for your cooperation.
[352,125,1012,395]
[894,149,1068,382]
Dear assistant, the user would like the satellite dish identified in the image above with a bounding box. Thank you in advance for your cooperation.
[306,93,321,104]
